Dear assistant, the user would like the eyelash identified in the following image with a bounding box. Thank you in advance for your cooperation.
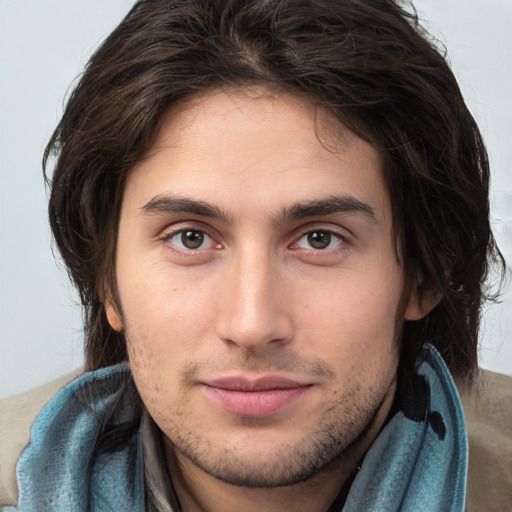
[292,229,347,253]
[159,228,221,255]
[158,225,350,258]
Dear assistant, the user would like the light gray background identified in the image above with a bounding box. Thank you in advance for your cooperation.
[1,0,511,398]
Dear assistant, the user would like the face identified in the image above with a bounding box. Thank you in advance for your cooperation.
[107,89,421,488]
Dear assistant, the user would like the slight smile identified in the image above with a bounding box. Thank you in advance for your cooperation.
[202,376,312,417]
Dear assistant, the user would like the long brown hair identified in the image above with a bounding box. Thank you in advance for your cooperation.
[44,0,505,381]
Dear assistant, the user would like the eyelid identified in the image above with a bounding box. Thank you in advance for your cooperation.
[158,222,223,254]
[158,220,219,240]
[290,223,351,243]
[295,230,344,249]
[287,224,353,260]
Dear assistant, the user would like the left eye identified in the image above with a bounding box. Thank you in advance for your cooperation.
[296,230,344,250]
[168,229,215,251]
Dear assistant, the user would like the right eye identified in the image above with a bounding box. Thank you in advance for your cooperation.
[166,229,216,251]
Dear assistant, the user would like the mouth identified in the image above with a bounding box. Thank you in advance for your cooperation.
[202,376,312,417]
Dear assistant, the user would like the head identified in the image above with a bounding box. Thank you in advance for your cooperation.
[44,0,502,487]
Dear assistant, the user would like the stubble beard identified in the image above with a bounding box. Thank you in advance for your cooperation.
[122,313,399,490]
[162,375,394,489]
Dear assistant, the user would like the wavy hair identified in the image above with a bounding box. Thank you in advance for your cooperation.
[44,0,505,381]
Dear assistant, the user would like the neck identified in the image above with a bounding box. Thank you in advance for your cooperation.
[166,448,352,512]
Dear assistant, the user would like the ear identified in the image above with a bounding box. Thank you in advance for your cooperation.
[404,286,442,321]
[105,300,123,332]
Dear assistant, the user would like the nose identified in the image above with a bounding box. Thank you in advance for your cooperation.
[215,248,294,352]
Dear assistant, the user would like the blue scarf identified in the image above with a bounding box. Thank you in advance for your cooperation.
[10,345,467,511]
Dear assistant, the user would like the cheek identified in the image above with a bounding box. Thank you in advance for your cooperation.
[118,264,226,411]
[300,264,402,362]
[122,311,189,424]
[119,260,214,344]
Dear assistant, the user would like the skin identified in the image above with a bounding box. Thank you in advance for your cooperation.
[106,88,428,512]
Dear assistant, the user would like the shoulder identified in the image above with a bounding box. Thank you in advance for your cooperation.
[460,369,512,512]
[0,371,82,507]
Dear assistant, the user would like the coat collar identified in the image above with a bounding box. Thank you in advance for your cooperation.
[341,344,467,511]
[13,344,467,512]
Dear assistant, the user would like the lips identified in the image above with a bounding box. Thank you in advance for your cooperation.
[202,376,311,417]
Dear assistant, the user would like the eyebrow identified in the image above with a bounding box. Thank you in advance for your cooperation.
[140,196,234,222]
[274,195,378,225]
[140,194,377,224]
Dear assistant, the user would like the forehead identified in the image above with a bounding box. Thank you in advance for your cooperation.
[124,88,390,224]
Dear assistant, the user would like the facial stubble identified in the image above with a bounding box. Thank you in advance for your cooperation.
[167,380,392,489]
[127,337,397,490]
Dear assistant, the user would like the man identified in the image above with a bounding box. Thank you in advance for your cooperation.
[0,0,510,511]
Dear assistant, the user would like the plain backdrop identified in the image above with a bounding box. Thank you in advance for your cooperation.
[1,0,511,398]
